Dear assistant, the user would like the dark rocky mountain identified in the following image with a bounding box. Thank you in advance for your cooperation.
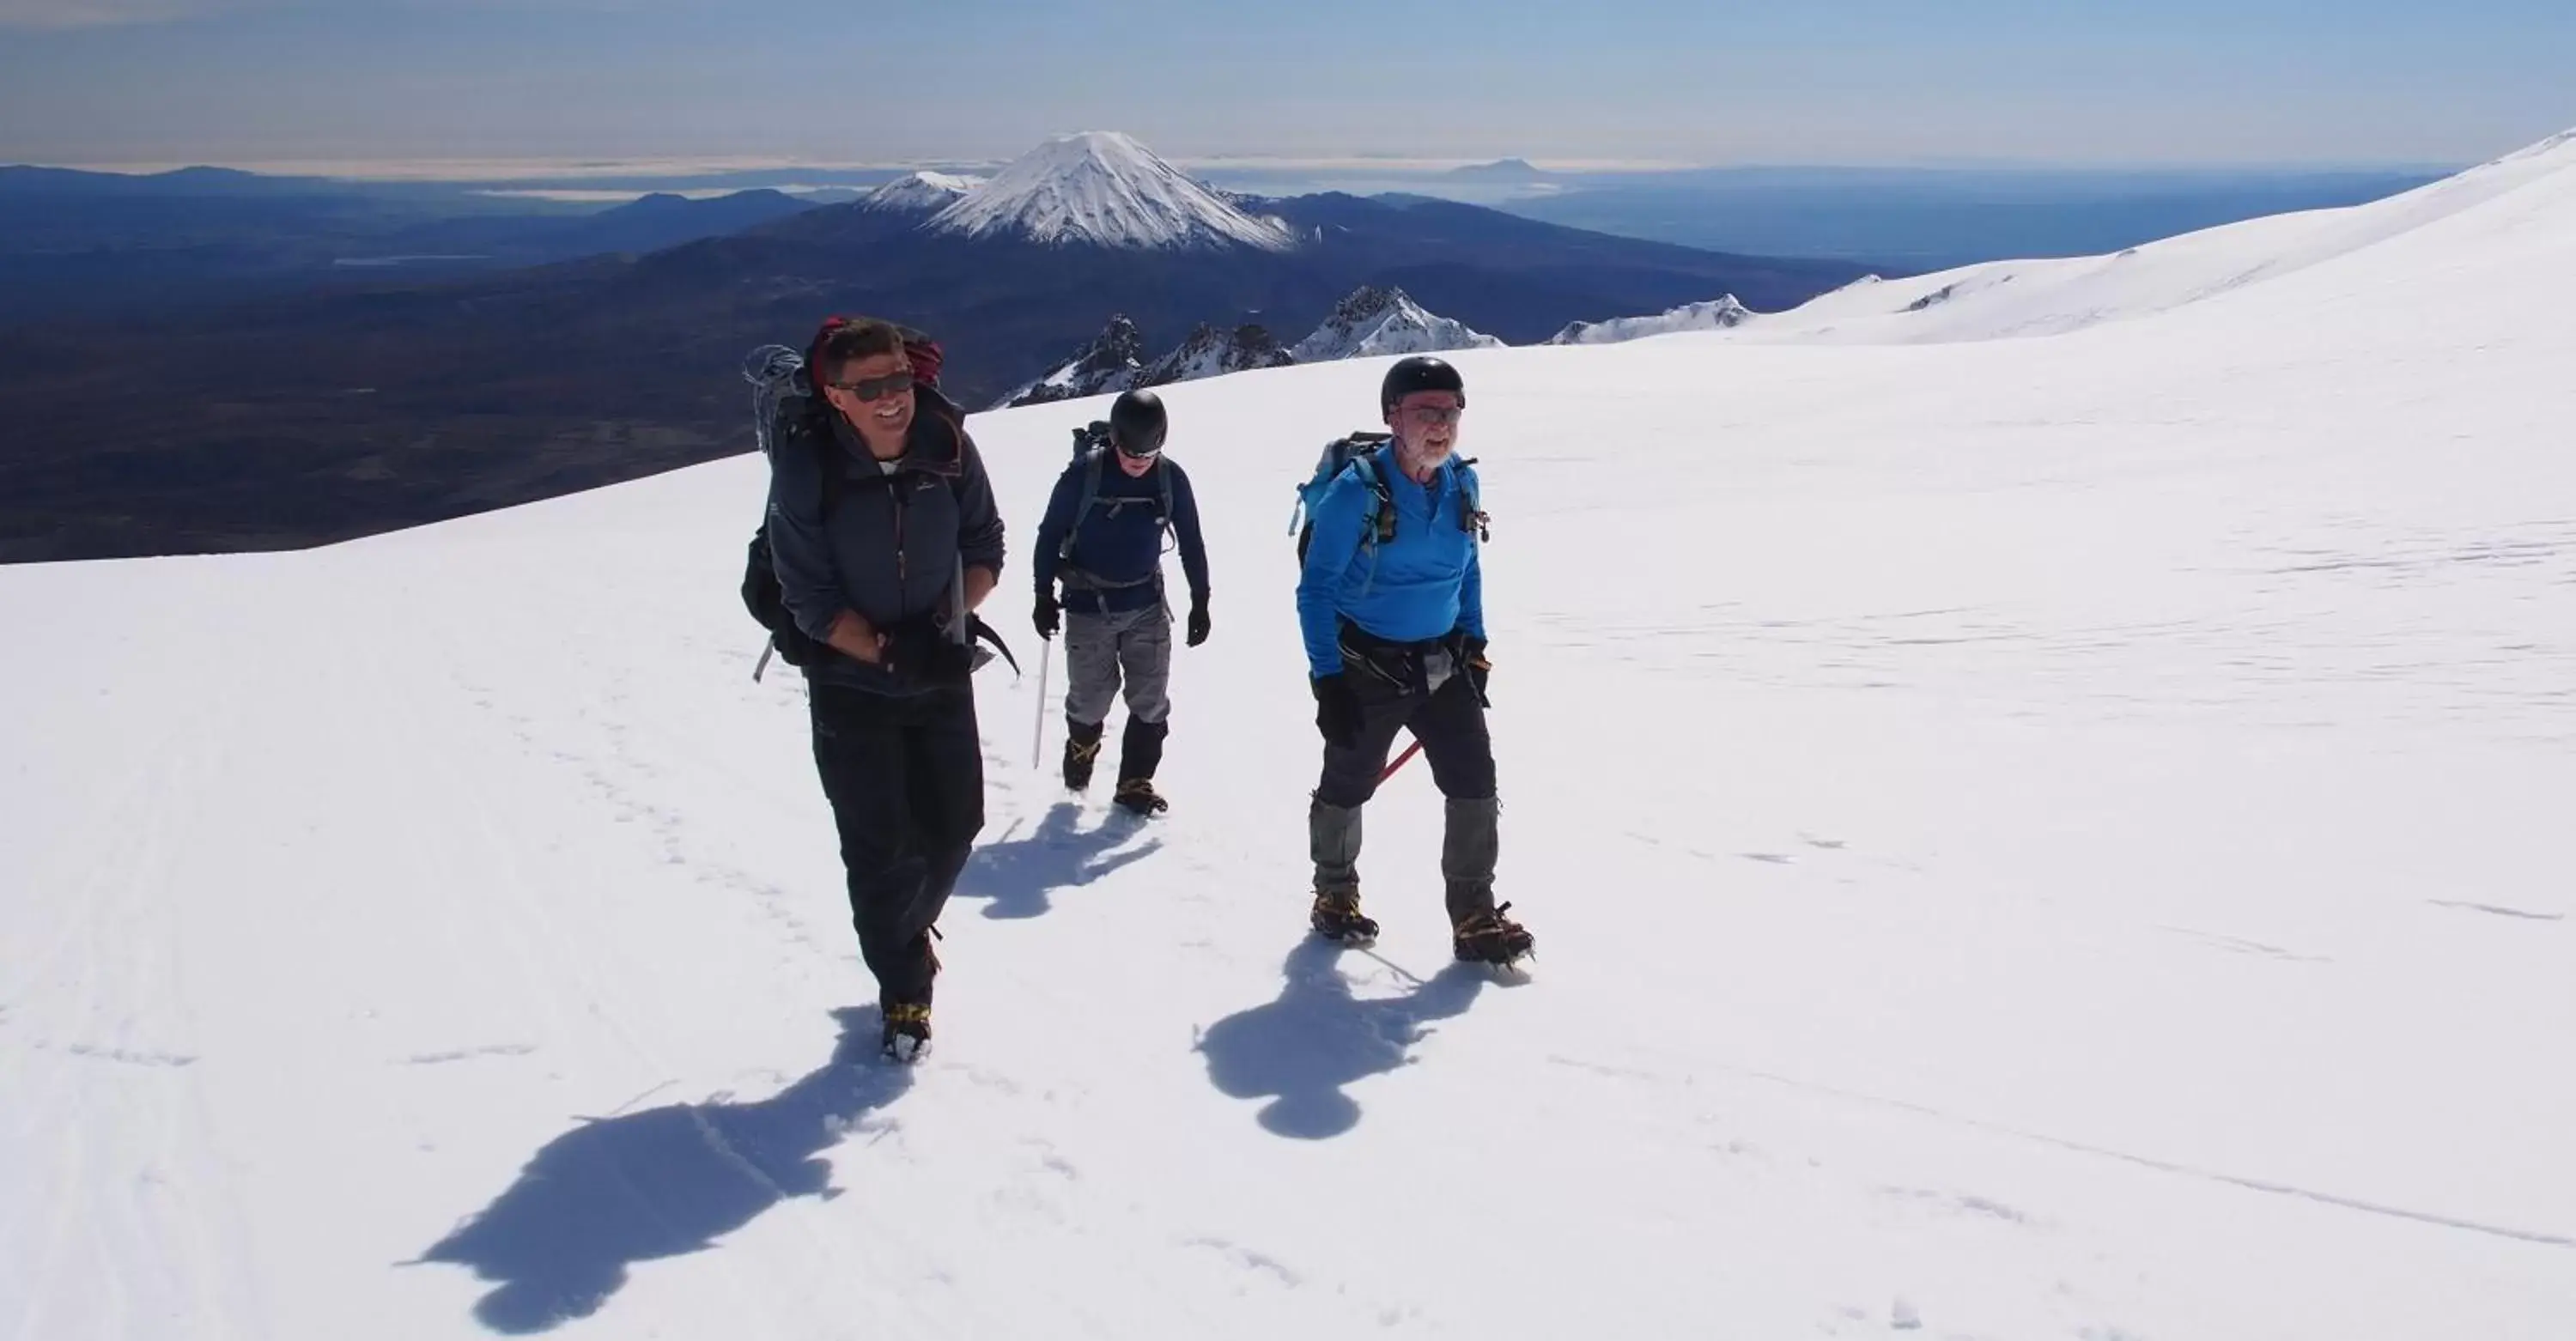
[1001,315,1151,406]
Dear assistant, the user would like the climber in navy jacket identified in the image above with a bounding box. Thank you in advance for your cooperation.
[1030,388,1211,816]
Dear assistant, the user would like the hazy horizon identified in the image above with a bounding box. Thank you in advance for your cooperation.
[4,144,2493,182]
[2,2,2569,171]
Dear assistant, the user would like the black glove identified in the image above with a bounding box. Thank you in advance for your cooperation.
[1462,634,1490,705]
[1033,589,1060,640]
[1312,672,1363,749]
[1186,598,1211,648]
[880,620,971,684]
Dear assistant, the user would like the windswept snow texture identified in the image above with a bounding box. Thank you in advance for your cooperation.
[6,128,2576,1341]
[1740,124,2576,343]
[928,130,1296,252]
[1289,285,1504,362]
[1548,296,1752,344]
[856,170,987,215]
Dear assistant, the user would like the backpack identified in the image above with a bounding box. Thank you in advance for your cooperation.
[1288,432,1487,563]
[1057,419,1176,586]
[739,345,844,677]
[738,330,1017,683]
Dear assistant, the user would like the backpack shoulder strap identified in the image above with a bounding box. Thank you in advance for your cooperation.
[806,416,848,521]
[1078,447,1106,514]
[1348,451,1396,547]
[1060,448,1107,562]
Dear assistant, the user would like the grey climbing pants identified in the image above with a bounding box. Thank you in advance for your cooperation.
[1062,603,1173,727]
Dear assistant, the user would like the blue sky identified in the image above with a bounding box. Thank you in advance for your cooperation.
[3,0,2570,169]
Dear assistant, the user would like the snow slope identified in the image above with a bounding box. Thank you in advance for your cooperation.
[1547,295,1753,344]
[855,170,986,215]
[6,130,2576,1341]
[1738,125,2576,343]
[1288,286,1504,362]
[927,131,1296,252]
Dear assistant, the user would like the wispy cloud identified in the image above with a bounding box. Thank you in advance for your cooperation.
[0,0,226,28]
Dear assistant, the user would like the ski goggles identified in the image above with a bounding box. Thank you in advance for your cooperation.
[826,370,915,402]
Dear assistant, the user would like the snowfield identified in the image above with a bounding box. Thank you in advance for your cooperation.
[4,126,2573,1340]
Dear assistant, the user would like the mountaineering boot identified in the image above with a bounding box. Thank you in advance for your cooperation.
[1453,902,1534,968]
[879,925,939,1061]
[1113,718,1170,815]
[1309,888,1380,945]
[881,1002,932,1063]
[1114,779,1168,816]
[1062,717,1105,792]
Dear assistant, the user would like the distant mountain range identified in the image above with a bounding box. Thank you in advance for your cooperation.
[0,131,1873,562]
[1001,285,1499,408]
[0,165,833,324]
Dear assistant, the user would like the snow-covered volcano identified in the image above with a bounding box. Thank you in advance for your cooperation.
[927,131,1296,252]
[8,127,2576,1341]
[856,170,987,215]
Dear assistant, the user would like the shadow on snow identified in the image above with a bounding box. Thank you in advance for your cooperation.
[416,1007,909,1334]
[1197,937,1490,1140]
[953,799,1159,919]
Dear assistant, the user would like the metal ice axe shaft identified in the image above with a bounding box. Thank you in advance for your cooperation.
[1030,636,1053,769]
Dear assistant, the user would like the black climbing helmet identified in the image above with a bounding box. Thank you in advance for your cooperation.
[1109,388,1167,458]
[1380,355,1466,415]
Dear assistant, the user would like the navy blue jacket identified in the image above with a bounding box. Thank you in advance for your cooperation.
[767,397,1006,693]
[1032,452,1210,614]
[1296,444,1484,678]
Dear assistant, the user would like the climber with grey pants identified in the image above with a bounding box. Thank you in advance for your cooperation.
[1292,355,1530,968]
[1032,388,1211,816]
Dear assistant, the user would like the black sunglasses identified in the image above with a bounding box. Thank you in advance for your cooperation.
[828,370,914,402]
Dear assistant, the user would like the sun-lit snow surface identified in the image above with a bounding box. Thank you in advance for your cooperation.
[1732,126,2576,343]
[854,170,987,215]
[1547,296,1753,344]
[5,129,2575,1340]
[1288,286,1504,362]
[927,130,1296,252]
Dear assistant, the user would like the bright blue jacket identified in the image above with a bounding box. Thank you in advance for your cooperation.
[1296,445,1485,678]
